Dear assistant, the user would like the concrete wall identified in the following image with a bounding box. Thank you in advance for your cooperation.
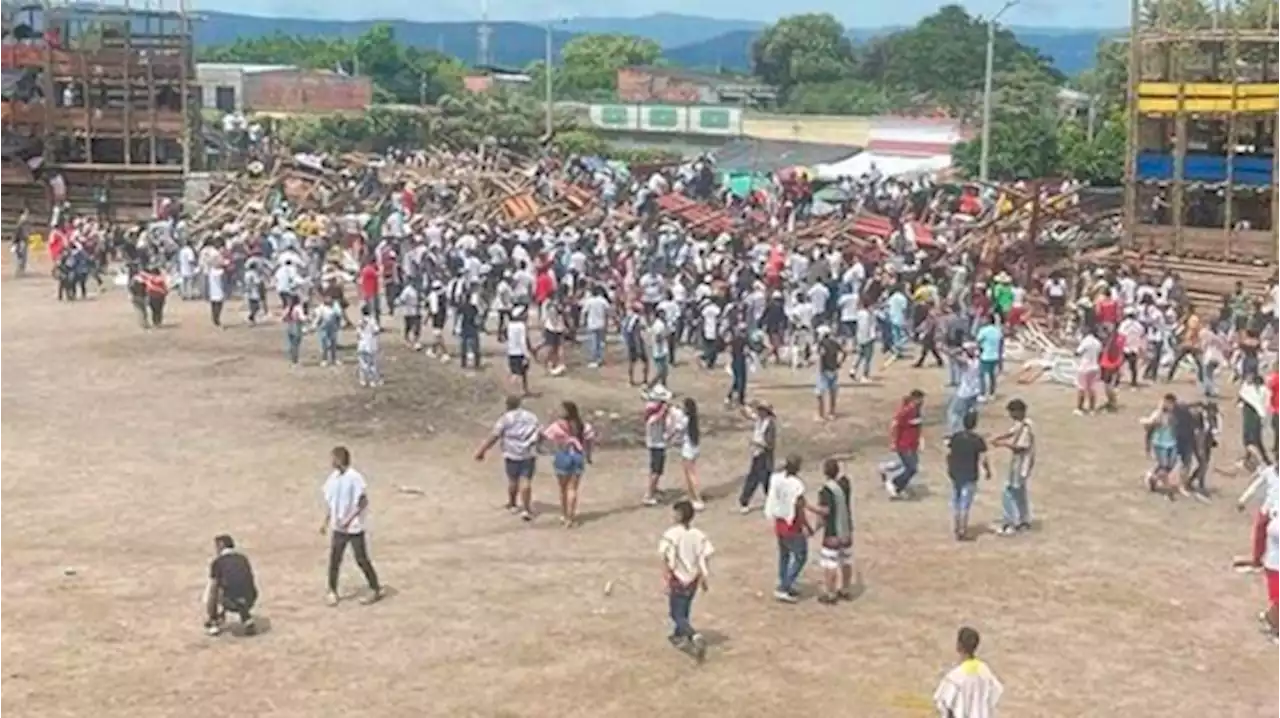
[195,64,245,112]
[243,70,373,114]
[616,67,713,104]
[742,114,874,146]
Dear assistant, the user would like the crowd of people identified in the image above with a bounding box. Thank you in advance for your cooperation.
[14,147,1280,715]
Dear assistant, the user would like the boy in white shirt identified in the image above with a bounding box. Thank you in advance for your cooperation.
[658,499,713,662]
[506,305,534,396]
[356,306,382,388]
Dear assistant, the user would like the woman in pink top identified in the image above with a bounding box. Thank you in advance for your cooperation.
[543,400,595,528]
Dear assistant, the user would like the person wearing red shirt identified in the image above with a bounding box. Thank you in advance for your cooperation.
[1095,292,1120,327]
[48,225,68,264]
[533,265,556,307]
[1098,328,1126,410]
[1268,370,1279,456]
[358,262,380,323]
[881,389,926,499]
[1253,502,1280,641]
[764,455,810,604]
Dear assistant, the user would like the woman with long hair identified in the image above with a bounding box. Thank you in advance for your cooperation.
[543,400,595,527]
[676,397,706,511]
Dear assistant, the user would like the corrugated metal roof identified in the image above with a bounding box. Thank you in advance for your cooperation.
[197,62,297,74]
[712,138,859,173]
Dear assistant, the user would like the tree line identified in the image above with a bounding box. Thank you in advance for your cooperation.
[200,1,1277,184]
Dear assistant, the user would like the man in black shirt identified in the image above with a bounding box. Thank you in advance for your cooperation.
[204,534,259,636]
[458,294,481,369]
[814,326,845,421]
[947,412,992,541]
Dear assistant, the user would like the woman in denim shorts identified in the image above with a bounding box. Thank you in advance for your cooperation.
[543,400,595,528]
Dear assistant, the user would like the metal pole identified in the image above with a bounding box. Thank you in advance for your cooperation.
[978,0,1017,183]
[544,22,553,139]
[979,20,995,181]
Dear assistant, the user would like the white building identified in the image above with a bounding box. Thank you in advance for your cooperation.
[195,63,295,113]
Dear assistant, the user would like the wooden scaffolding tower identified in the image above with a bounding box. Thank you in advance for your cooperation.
[1122,0,1279,267]
[2,0,197,225]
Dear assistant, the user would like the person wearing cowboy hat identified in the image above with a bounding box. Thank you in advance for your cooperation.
[737,399,778,514]
[643,384,678,506]
[990,271,1014,323]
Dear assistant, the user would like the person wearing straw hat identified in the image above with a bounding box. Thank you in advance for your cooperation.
[643,384,678,506]
[737,399,778,514]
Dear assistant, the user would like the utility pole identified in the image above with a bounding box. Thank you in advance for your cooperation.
[979,0,1019,182]
[544,21,554,139]
[478,0,491,67]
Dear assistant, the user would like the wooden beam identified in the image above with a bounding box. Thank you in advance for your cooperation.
[1123,0,1141,252]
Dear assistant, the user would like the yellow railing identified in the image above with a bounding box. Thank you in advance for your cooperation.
[1137,82,1279,113]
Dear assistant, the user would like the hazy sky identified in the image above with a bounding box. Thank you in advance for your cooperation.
[195,0,1129,28]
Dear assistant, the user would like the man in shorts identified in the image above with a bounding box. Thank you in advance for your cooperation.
[475,396,541,521]
[643,385,676,506]
[505,304,534,396]
[809,458,855,603]
[1075,328,1103,415]
[814,325,845,421]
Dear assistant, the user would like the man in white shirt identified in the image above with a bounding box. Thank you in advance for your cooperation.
[1075,329,1103,415]
[321,446,383,606]
[649,314,671,386]
[580,287,610,368]
[505,305,533,396]
[658,499,713,662]
[206,263,227,329]
[177,243,198,300]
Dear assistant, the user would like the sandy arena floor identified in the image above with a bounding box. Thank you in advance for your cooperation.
[2,263,1276,718]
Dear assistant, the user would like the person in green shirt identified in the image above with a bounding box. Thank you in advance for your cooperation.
[990,272,1015,321]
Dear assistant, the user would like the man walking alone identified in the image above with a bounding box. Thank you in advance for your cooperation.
[321,446,384,606]
[658,499,714,662]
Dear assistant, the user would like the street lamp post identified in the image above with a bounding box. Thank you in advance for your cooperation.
[979,0,1019,182]
[544,22,555,139]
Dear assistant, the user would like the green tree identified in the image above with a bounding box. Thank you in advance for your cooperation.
[556,33,661,97]
[1074,39,1127,113]
[1058,109,1126,185]
[952,63,1063,181]
[784,80,907,115]
[750,13,854,92]
[953,111,1062,180]
[863,5,1061,118]
[201,25,465,107]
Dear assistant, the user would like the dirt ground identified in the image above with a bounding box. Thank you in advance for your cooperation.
[2,263,1276,718]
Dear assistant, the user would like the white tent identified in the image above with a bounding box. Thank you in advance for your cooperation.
[814,152,951,182]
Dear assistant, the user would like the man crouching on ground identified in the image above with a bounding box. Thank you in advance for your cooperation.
[203,534,259,637]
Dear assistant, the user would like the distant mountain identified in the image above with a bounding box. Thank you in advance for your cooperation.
[664,29,757,70]
[563,13,764,48]
[194,11,1112,77]
[195,12,576,69]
